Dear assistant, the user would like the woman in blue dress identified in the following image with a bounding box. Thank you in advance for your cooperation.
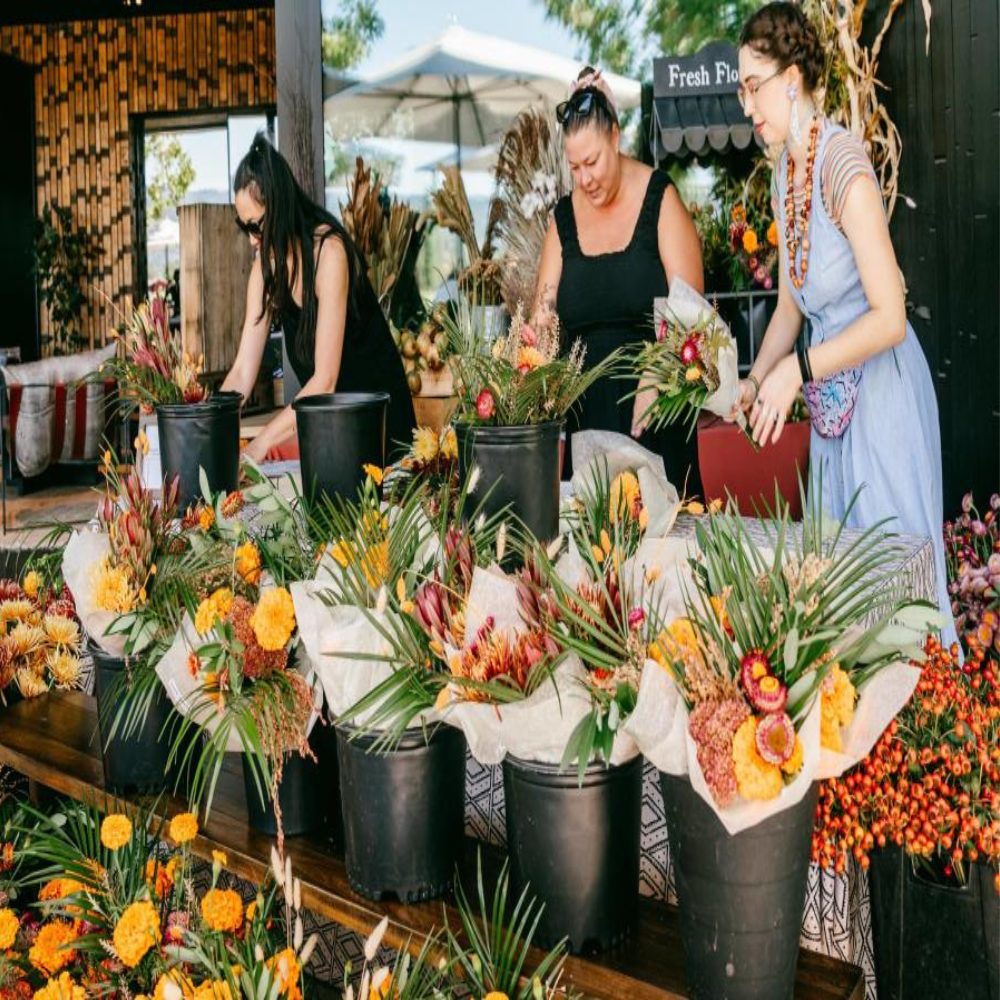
[731,2,958,649]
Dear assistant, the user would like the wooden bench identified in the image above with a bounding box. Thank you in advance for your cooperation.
[0,692,865,1000]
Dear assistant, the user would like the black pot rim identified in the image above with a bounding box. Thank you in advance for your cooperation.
[335,722,456,752]
[505,752,642,786]
[454,419,565,442]
[293,391,391,413]
[156,391,243,417]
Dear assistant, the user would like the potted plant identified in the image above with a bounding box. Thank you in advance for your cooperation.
[103,287,241,510]
[635,489,939,999]
[448,303,612,544]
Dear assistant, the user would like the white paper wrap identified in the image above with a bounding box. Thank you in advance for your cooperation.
[154,610,319,754]
[654,276,744,427]
[570,431,680,536]
[62,528,127,656]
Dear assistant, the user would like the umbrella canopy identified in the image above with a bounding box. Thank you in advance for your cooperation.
[324,25,641,153]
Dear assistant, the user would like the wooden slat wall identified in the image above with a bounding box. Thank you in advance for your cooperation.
[0,9,275,354]
[875,0,1000,509]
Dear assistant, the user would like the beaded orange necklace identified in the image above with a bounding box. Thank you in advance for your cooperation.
[784,116,821,290]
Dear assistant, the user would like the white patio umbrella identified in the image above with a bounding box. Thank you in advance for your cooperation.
[324,25,640,166]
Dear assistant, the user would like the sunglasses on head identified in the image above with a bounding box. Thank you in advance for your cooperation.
[235,214,265,238]
[556,88,607,126]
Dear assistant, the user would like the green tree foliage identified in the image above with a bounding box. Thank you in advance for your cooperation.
[322,0,385,70]
[145,133,196,225]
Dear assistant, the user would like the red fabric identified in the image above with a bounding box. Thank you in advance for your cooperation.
[72,383,89,458]
[7,384,22,470]
[264,437,300,462]
[51,383,67,463]
[696,414,811,519]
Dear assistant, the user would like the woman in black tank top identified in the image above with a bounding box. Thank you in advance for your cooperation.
[222,134,414,463]
[535,69,704,490]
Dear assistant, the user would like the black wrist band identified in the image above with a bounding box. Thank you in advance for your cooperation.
[796,342,813,385]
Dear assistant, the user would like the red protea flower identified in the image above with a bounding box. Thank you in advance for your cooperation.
[680,336,701,366]
[221,491,245,519]
[475,389,495,421]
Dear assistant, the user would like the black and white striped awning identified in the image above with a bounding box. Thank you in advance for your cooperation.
[650,42,763,160]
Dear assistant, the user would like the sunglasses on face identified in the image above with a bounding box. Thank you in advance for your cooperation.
[235,214,265,238]
[556,89,606,126]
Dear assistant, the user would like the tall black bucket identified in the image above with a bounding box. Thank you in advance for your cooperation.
[156,391,241,510]
[91,644,172,795]
[293,392,389,510]
[868,846,999,1000]
[502,754,642,953]
[660,772,816,1000]
[242,722,338,839]
[455,421,562,544]
[336,724,466,902]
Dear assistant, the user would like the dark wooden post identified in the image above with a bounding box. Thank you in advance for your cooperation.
[274,0,325,202]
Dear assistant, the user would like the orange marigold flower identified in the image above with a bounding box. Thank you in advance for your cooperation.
[28,921,78,975]
[200,888,243,933]
[100,814,132,851]
[32,971,85,1000]
[235,542,262,586]
[0,907,19,949]
[198,507,215,532]
[169,812,199,845]
[742,228,759,254]
[766,219,779,246]
[267,948,302,1000]
[250,588,296,652]
[113,900,161,968]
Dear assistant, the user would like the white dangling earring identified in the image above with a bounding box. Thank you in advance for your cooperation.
[787,82,802,145]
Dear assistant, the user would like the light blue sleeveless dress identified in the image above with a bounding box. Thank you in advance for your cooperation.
[776,121,958,650]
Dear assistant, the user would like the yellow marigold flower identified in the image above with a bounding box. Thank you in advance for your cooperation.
[113,899,161,968]
[649,618,700,674]
[483,994,510,1000]
[234,542,262,586]
[195,588,235,637]
[154,971,194,1000]
[22,571,42,600]
[46,651,81,690]
[91,559,137,614]
[199,507,216,532]
[191,982,233,1000]
[169,811,199,845]
[766,219,779,247]
[440,426,458,461]
[245,900,257,922]
[685,500,705,515]
[782,735,804,775]
[212,850,228,867]
[732,717,783,801]
[516,345,546,371]
[43,615,79,650]
[250,587,296,651]
[0,907,18,949]
[38,878,85,904]
[731,203,747,224]
[820,663,856,753]
[32,971,85,1000]
[267,948,301,997]
[685,365,702,383]
[200,887,244,933]
[100,814,133,851]
[742,228,759,254]
[362,463,384,486]
[608,471,640,523]
[412,426,439,465]
[28,921,77,975]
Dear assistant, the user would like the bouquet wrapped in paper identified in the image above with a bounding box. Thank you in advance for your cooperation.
[630,489,943,833]
[628,276,744,435]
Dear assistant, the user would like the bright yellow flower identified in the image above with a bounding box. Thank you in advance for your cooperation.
[361,540,390,590]
[198,507,216,532]
[820,663,856,753]
[362,463,384,486]
[685,366,702,382]
[483,994,510,1000]
[412,426,439,465]
[0,599,35,625]
[250,587,296,651]
[782,735,804,775]
[154,971,194,1000]
[731,203,747,225]
[685,500,705,515]
[43,615,79,650]
[732,717,783,801]
[267,948,302,999]
[113,899,161,968]
[742,228,759,254]
[516,346,546,371]
[91,559,137,614]
[169,811,199,845]
[22,571,42,600]
[32,972,85,1000]
[16,667,48,699]
[766,219,779,247]
[0,907,18,949]
[649,619,700,673]
[191,982,233,1000]
[7,622,45,657]
[245,900,257,922]
[212,850,228,867]
[440,426,458,461]
[608,471,640,523]
[100,814,133,850]
[28,921,78,975]
[234,542,262,586]
[200,888,244,933]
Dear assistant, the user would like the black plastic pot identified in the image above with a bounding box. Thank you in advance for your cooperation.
[157,391,241,510]
[715,292,777,368]
[336,724,466,902]
[455,420,562,544]
[293,392,389,510]
[242,722,338,839]
[868,846,999,1000]
[503,754,642,953]
[660,772,816,1000]
[91,644,172,795]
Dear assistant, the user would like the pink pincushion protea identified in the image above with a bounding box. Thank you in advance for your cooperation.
[755,711,796,766]
[679,336,701,366]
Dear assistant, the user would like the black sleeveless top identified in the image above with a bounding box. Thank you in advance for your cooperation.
[554,169,700,492]
[280,232,415,461]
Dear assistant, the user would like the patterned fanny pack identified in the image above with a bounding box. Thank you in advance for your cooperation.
[804,366,863,438]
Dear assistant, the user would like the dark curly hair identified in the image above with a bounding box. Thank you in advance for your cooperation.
[739,2,825,93]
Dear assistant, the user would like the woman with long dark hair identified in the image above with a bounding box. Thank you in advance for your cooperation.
[222,133,414,462]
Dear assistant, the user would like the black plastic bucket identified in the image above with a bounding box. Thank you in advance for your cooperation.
[660,772,816,1000]
[456,421,562,544]
[242,722,337,839]
[91,644,172,795]
[293,392,389,510]
[503,754,642,953]
[336,724,466,902]
[868,846,999,1000]
[156,391,241,510]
